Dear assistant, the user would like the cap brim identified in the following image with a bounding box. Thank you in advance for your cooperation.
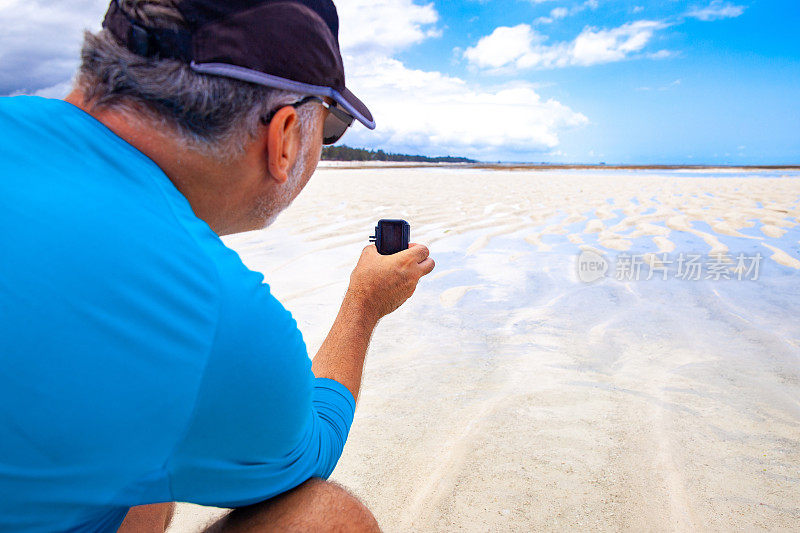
[335,87,375,130]
[190,61,375,130]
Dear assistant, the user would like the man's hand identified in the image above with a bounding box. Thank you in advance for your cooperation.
[347,243,435,322]
[311,243,434,401]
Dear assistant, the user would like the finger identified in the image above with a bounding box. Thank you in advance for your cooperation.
[398,244,429,263]
[362,244,378,254]
[417,257,435,276]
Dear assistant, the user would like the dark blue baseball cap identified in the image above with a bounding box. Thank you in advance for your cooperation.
[102,0,375,130]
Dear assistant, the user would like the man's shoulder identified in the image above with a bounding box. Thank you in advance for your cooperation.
[0,93,301,363]
[205,236,302,342]
[0,94,240,357]
[0,94,51,116]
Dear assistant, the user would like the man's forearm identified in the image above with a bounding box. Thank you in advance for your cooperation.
[311,291,379,402]
[312,243,433,401]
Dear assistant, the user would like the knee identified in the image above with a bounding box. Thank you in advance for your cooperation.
[208,478,380,533]
[298,478,380,532]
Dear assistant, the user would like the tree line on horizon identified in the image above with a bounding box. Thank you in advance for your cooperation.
[321,145,476,163]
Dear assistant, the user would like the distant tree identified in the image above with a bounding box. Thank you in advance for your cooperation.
[321,145,476,163]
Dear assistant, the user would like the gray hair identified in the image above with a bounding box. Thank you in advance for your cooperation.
[75,0,315,160]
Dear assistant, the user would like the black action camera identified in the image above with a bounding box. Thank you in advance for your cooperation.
[370,219,410,255]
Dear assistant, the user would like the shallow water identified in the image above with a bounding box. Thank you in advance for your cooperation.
[173,168,800,532]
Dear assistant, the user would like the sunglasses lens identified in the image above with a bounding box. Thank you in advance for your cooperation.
[322,106,354,145]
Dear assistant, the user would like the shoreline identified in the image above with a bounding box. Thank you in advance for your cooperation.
[318,161,800,171]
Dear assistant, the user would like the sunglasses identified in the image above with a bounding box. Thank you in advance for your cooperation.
[262,96,354,145]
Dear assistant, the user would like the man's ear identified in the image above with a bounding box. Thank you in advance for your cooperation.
[265,106,301,184]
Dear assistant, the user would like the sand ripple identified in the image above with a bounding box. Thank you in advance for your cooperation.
[180,168,800,533]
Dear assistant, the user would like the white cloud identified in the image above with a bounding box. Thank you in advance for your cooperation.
[464,20,667,70]
[534,6,568,25]
[342,55,588,158]
[686,1,746,21]
[337,0,439,56]
[572,20,666,65]
[0,0,587,159]
[30,79,75,98]
[647,49,677,60]
[334,1,587,158]
[463,24,540,69]
[535,0,599,25]
[0,0,107,95]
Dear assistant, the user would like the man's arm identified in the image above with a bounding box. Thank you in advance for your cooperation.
[166,243,433,507]
[312,243,435,402]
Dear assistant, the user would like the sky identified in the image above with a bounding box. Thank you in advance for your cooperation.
[1,0,798,163]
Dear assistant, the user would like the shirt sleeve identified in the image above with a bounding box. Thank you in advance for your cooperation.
[165,253,356,508]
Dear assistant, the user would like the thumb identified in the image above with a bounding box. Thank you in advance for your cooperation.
[399,243,430,263]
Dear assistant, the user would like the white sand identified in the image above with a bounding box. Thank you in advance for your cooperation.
[169,168,800,532]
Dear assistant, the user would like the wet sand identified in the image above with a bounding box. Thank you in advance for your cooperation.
[169,167,800,532]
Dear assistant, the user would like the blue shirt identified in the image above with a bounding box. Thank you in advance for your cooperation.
[0,96,356,532]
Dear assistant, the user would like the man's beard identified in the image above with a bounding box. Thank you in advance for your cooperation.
[252,141,310,229]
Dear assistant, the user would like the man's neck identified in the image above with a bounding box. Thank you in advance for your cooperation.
[63,90,247,235]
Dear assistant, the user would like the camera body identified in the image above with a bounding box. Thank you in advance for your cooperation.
[370,219,410,255]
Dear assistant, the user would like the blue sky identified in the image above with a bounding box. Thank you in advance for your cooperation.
[1,0,798,163]
[341,0,800,163]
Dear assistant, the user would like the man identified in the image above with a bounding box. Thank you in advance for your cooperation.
[0,0,434,531]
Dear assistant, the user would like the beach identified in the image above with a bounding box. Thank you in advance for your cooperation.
[169,166,800,532]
